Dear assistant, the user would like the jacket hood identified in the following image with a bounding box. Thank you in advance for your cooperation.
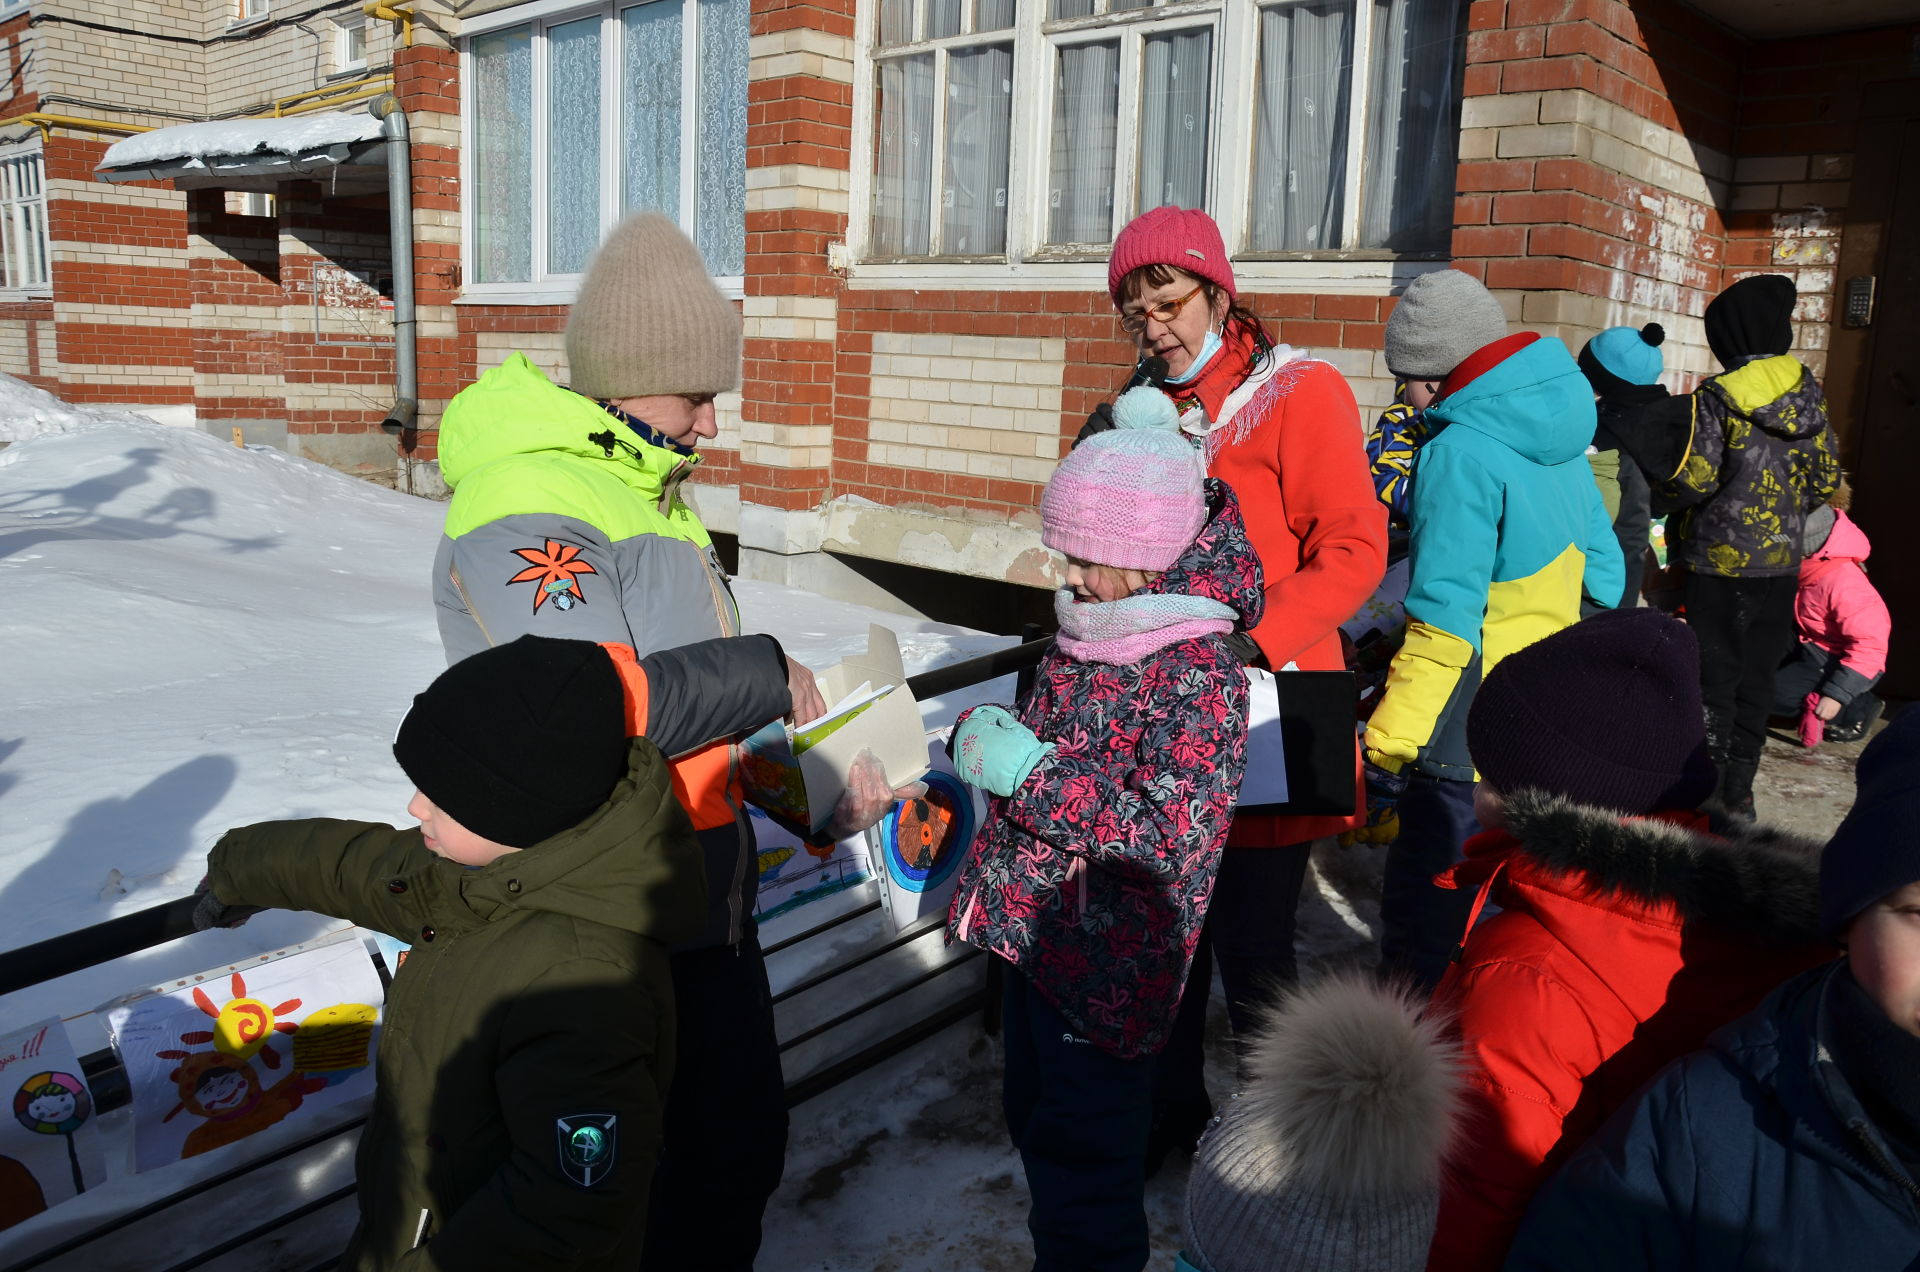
[1711,355,1825,441]
[1231,971,1464,1198]
[1809,507,1871,565]
[438,352,696,499]
[1460,789,1825,948]
[1425,336,1597,468]
[442,737,705,944]
[1142,477,1266,628]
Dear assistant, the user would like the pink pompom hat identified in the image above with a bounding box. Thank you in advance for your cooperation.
[1041,387,1207,572]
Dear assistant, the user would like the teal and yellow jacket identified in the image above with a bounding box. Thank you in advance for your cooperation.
[1365,336,1624,779]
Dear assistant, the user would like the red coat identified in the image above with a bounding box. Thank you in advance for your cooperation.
[1797,508,1890,684]
[1424,791,1833,1272]
[1183,349,1387,844]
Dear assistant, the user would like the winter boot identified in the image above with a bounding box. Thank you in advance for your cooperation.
[1715,755,1759,824]
[1824,694,1884,745]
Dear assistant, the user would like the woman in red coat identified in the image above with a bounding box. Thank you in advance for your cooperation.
[1099,206,1388,1157]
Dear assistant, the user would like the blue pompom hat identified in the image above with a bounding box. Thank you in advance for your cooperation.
[1578,322,1665,393]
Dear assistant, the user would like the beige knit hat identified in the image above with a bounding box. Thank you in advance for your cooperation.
[564,213,741,400]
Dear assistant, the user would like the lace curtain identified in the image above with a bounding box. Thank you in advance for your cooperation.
[1048,40,1119,245]
[622,0,684,224]
[1137,28,1212,217]
[696,0,749,274]
[547,17,601,275]
[472,25,533,283]
[1249,0,1353,252]
[1361,0,1467,252]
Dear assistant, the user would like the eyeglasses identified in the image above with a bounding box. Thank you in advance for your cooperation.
[1118,285,1205,334]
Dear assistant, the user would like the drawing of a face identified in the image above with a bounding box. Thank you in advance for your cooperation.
[25,1089,74,1125]
[195,1067,251,1114]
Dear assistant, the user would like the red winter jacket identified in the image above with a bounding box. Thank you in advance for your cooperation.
[1424,791,1833,1272]
[1177,344,1387,845]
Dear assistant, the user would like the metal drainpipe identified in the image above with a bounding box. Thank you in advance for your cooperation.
[371,94,418,435]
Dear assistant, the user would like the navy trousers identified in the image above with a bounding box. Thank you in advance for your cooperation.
[1002,964,1156,1272]
[1378,773,1482,994]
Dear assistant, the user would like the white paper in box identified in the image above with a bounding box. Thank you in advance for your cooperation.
[739,624,930,833]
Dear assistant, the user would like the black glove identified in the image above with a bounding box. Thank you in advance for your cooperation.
[1074,402,1116,449]
[190,875,265,931]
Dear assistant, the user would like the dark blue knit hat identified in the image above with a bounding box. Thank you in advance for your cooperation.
[1468,608,1717,816]
[1820,708,1920,941]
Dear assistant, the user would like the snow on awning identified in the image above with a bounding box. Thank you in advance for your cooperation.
[94,112,388,193]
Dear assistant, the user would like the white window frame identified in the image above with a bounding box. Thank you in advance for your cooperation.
[334,15,369,74]
[849,0,1464,287]
[0,143,50,298]
[459,0,745,304]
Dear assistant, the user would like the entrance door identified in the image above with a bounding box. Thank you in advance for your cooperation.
[1838,85,1920,698]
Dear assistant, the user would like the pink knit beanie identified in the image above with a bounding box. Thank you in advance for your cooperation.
[1109,206,1237,304]
[1041,388,1207,572]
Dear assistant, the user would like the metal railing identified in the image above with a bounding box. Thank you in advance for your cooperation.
[0,633,1048,1271]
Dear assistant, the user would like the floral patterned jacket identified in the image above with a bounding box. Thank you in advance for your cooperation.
[947,481,1264,1058]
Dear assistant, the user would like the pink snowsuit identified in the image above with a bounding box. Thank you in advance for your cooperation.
[1795,509,1890,697]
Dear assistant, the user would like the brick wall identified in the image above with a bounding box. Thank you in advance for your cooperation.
[1452,0,1918,388]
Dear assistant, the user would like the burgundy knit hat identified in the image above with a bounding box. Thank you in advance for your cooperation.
[1467,608,1717,816]
[1109,206,1236,304]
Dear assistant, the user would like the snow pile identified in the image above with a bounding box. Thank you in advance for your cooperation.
[97,112,386,171]
[0,372,169,443]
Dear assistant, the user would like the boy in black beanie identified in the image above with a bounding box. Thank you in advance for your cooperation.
[191,632,795,1271]
[1655,274,1842,819]
[1509,706,1920,1270]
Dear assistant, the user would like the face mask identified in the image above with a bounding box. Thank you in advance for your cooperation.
[1165,328,1224,386]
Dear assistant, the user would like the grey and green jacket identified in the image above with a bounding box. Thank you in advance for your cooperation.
[1659,355,1841,578]
[210,739,699,1271]
[432,353,772,949]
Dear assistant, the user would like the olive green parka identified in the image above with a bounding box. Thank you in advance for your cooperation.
[209,737,702,1271]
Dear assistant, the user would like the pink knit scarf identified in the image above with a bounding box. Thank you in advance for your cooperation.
[1053,589,1237,666]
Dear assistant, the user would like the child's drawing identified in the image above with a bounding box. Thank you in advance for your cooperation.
[750,806,873,922]
[872,729,984,931]
[106,936,383,1171]
[0,1018,105,1232]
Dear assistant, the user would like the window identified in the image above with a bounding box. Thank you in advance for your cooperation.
[463,0,750,292]
[869,0,1014,257]
[335,17,368,73]
[860,0,1466,262]
[238,0,267,21]
[0,147,48,293]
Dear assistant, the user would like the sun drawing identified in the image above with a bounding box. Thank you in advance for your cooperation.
[156,971,303,1069]
[508,539,596,613]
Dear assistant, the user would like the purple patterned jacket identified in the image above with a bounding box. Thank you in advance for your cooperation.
[947,481,1263,1058]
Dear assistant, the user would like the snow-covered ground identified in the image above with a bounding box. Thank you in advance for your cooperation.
[0,377,1389,1270]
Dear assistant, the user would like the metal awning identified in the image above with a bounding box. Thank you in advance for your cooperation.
[93,112,388,194]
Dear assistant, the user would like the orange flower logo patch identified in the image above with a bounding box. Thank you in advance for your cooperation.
[507,540,596,613]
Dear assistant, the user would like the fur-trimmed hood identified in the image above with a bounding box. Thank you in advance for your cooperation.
[1444,789,1824,948]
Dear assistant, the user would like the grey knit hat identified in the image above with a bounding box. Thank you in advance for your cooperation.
[1182,974,1463,1272]
[1384,270,1509,380]
[565,213,741,400]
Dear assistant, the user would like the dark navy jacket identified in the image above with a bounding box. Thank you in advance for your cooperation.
[1505,961,1920,1271]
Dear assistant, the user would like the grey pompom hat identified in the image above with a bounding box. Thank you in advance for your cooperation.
[1182,973,1464,1272]
[1384,270,1510,380]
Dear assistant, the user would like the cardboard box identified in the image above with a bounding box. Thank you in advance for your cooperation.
[739,624,930,834]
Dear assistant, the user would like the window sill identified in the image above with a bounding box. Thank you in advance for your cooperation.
[844,256,1445,293]
[457,276,746,306]
[0,289,53,304]
[227,14,272,31]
